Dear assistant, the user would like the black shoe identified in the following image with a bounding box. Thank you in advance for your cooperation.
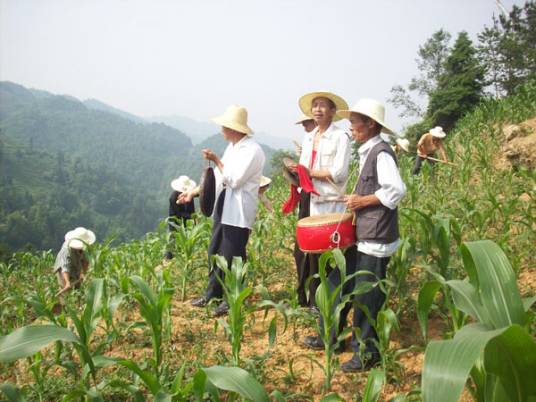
[191,296,208,307]
[303,335,324,350]
[213,301,229,317]
[303,336,346,353]
[341,354,380,373]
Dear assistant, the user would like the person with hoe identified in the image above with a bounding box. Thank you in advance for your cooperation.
[179,105,265,317]
[412,126,449,175]
[163,175,197,262]
[54,227,96,298]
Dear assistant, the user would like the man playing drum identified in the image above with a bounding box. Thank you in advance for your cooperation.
[288,91,353,314]
[339,98,406,372]
[179,105,265,317]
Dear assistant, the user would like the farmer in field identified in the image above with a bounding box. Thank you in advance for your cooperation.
[340,98,406,371]
[412,126,448,174]
[258,176,274,213]
[293,114,317,156]
[286,91,353,312]
[163,175,196,262]
[54,227,96,297]
[303,99,406,371]
[179,105,265,317]
[393,137,410,155]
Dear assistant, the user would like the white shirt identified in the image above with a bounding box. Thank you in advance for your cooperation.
[213,136,265,229]
[356,135,406,258]
[299,123,352,216]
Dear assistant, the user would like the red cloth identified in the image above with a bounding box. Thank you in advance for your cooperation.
[297,164,319,195]
[282,184,300,214]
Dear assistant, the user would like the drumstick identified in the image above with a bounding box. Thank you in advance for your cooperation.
[422,155,457,166]
[326,177,345,196]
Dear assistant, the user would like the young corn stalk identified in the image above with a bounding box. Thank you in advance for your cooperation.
[213,255,252,367]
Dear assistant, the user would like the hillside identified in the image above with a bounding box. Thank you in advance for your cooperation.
[0,82,534,401]
[0,81,276,254]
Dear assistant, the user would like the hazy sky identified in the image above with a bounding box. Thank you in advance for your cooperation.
[0,0,526,143]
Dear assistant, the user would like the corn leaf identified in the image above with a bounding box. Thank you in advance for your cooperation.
[461,240,525,328]
[483,324,536,401]
[422,323,508,402]
[362,368,385,402]
[0,383,27,402]
[417,281,441,341]
[202,366,269,402]
[0,325,80,363]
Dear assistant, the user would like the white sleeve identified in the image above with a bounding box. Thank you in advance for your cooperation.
[374,152,406,210]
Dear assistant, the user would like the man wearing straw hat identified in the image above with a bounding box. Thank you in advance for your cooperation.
[339,98,406,371]
[293,114,317,156]
[412,126,449,175]
[163,175,196,262]
[288,91,353,313]
[393,137,410,155]
[303,99,406,371]
[180,105,265,317]
[53,227,96,297]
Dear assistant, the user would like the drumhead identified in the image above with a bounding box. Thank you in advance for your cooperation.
[297,212,354,227]
[199,166,216,217]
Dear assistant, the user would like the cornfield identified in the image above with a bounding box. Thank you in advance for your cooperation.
[1,83,535,401]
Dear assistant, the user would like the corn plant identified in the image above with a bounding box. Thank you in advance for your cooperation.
[422,240,536,402]
[213,255,252,366]
[127,274,174,376]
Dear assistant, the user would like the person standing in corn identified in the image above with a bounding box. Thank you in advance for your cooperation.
[338,98,406,372]
[54,227,96,297]
[289,91,353,312]
[180,105,265,317]
[412,126,448,175]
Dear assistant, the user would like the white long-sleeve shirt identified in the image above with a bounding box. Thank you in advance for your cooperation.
[214,136,265,229]
[299,123,351,216]
[357,135,406,257]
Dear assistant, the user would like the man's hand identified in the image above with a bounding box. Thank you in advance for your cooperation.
[344,194,380,210]
[177,191,195,204]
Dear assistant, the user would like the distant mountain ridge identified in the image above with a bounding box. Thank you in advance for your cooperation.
[0,81,276,253]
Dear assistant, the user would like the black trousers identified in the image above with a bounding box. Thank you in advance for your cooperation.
[412,155,435,175]
[293,192,312,306]
[204,190,250,301]
[349,252,390,355]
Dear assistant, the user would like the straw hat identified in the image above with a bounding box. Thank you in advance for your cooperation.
[337,98,395,134]
[171,175,197,193]
[298,91,348,122]
[295,114,314,125]
[211,104,253,136]
[260,176,272,188]
[65,227,96,250]
[430,126,446,139]
[396,137,410,152]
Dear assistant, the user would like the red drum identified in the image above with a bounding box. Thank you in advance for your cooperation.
[296,213,356,254]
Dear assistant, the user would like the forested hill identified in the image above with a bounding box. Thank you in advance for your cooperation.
[0,81,275,256]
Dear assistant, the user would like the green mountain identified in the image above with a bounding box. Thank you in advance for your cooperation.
[0,81,275,255]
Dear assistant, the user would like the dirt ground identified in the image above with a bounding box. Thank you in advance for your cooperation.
[495,117,536,170]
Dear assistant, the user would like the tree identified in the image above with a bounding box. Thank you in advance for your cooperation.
[478,1,536,96]
[388,29,452,119]
[426,32,485,132]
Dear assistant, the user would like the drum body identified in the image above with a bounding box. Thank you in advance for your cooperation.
[296,213,356,253]
[199,166,216,217]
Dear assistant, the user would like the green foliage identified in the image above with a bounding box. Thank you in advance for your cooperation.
[426,32,485,132]
[422,240,536,402]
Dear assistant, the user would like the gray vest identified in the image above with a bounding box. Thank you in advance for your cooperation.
[355,141,399,243]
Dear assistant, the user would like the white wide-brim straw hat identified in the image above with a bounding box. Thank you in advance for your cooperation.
[260,176,272,188]
[430,126,446,139]
[211,104,253,136]
[171,175,197,193]
[295,114,314,125]
[396,137,410,152]
[65,227,96,250]
[298,91,349,122]
[337,98,395,135]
